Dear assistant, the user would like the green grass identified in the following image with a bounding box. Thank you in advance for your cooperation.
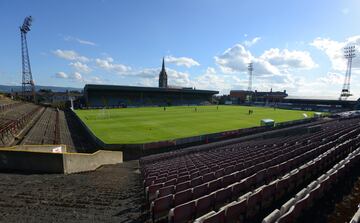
[75,105,316,144]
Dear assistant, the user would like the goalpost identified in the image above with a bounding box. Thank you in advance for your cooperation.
[97,108,111,120]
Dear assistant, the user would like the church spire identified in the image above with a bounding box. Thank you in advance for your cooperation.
[159,57,168,88]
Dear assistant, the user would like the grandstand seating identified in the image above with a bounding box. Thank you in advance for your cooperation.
[0,102,42,146]
[0,100,96,152]
[139,118,360,223]
[19,108,96,152]
[21,107,59,145]
[262,146,360,223]
[0,100,20,113]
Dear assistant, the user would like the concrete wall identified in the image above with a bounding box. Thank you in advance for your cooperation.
[14,145,67,153]
[0,146,123,174]
[62,150,123,174]
[0,150,64,173]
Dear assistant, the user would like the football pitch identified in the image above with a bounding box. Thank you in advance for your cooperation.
[75,106,316,144]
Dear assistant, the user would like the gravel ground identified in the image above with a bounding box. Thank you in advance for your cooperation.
[0,160,146,223]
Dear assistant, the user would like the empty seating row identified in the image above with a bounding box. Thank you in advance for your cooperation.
[147,140,313,203]
[0,103,42,145]
[150,131,360,222]
[262,147,360,223]
[0,101,20,113]
[140,118,351,167]
[141,118,360,223]
[194,137,360,223]
[144,133,314,180]
[21,107,58,145]
[142,135,300,169]
[142,120,358,180]
[146,124,360,204]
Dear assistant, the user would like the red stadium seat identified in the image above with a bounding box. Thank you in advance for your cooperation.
[156,185,175,198]
[151,194,174,222]
[168,201,196,223]
[195,193,215,217]
[174,188,193,206]
[214,187,232,209]
[222,198,247,223]
[194,210,225,223]
[246,189,262,219]
[277,206,295,223]
[191,176,204,187]
[175,180,191,193]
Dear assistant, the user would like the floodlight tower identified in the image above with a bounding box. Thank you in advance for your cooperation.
[246,62,254,103]
[247,62,253,92]
[20,16,36,102]
[339,45,356,100]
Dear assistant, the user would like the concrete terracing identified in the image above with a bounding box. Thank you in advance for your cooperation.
[0,160,145,223]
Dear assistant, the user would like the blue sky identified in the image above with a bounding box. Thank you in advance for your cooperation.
[1,0,360,98]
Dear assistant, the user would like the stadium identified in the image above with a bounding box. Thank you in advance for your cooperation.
[1,2,360,223]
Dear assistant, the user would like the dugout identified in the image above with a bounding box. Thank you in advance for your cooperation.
[261,119,275,127]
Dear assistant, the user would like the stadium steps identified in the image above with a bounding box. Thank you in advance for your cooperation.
[58,110,76,152]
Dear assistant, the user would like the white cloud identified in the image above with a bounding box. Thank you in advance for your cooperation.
[195,67,231,92]
[53,49,89,62]
[259,48,317,70]
[341,8,349,15]
[55,72,68,79]
[212,43,321,95]
[72,72,83,81]
[70,61,92,74]
[54,71,104,84]
[64,36,96,46]
[54,71,82,81]
[167,68,192,86]
[215,43,317,77]
[90,76,103,84]
[137,78,157,87]
[317,72,344,85]
[243,37,261,47]
[214,44,280,75]
[133,66,192,88]
[165,56,200,68]
[95,57,131,74]
[76,39,96,46]
[137,68,159,78]
[310,35,360,71]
